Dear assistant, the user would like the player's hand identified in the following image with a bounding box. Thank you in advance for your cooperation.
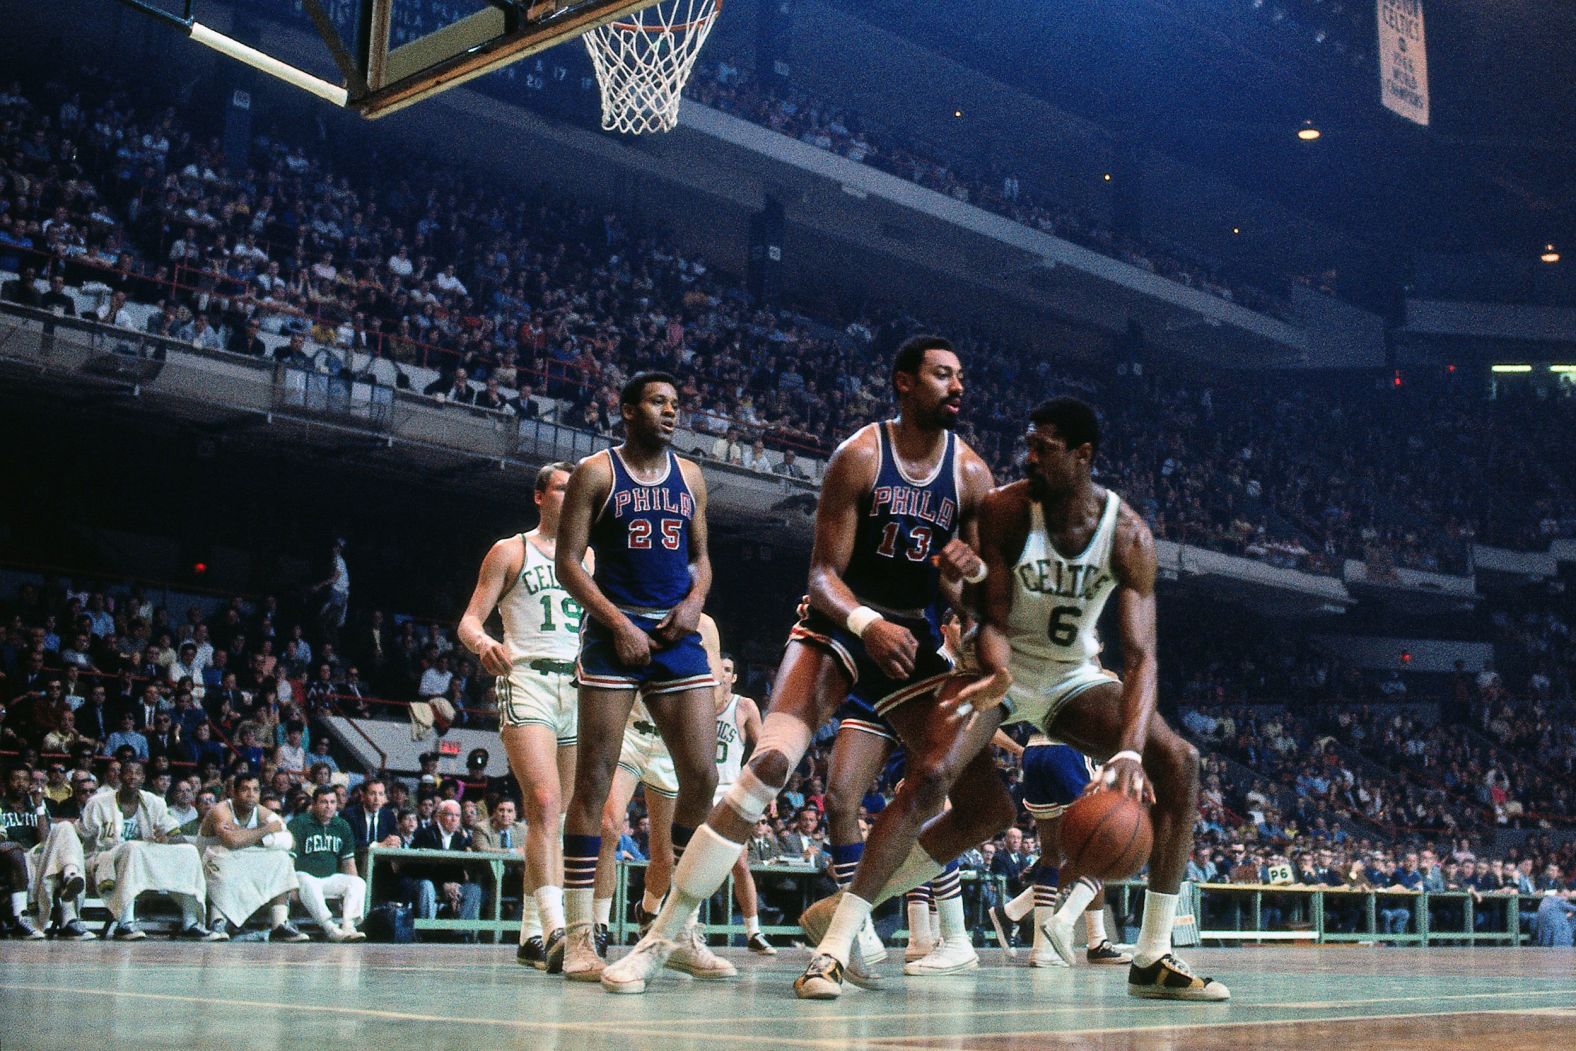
[933,538,984,583]
[651,599,701,647]
[947,668,1013,714]
[476,636,512,677]
[613,621,653,667]
[1092,755,1155,805]
[861,619,918,679]
[794,594,811,621]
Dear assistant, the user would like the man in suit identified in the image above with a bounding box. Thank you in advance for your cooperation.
[407,799,483,937]
[342,777,400,854]
[145,712,182,765]
[776,806,829,872]
[991,826,1033,901]
[469,798,526,853]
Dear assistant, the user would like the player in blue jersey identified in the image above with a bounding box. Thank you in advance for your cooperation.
[600,335,996,995]
[552,371,728,982]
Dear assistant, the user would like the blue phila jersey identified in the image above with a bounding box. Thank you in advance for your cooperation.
[842,422,960,614]
[589,447,697,612]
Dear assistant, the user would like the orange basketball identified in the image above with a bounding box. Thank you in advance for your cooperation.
[1061,789,1154,881]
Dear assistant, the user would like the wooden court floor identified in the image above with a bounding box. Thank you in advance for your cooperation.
[2,943,1573,1050]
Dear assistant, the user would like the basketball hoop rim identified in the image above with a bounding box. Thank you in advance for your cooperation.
[607,0,721,34]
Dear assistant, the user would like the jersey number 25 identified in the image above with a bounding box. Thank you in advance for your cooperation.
[629,519,682,551]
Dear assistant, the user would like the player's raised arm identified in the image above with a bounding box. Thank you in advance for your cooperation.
[1106,502,1160,804]
[555,453,649,666]
[807,429,918,679]
[653,460,712,645]
[458,538,523,677]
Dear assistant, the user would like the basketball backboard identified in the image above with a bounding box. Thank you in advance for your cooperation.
[109,0,658,118]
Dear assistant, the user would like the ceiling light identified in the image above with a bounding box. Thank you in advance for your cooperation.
[1549,365,1576,374]
[953,109,963,118]
[1232,226,1241,235]
[1490,364,1533,373]
[1541,244,1560,264]
[1298,120,1321,141]
[1102,172,1112,182]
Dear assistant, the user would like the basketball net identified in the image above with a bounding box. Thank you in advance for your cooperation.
[583,0,721,135]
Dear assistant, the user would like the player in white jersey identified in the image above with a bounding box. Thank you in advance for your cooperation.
[459,461,587,970]
[964,396,1228,1001]
[712,654,775,954]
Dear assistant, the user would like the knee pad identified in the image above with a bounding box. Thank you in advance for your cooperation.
[722,767,779,824]
[749,714,813,781]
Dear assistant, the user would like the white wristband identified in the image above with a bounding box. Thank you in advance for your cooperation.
[845,605,884,638]
[963,562,988,584]
[1108,750,1142,766]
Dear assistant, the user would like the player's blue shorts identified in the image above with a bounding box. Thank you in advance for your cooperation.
[576,609,716,696]
[790,608,954,719]
[1021,742,1097,820]
[835,693,898,742]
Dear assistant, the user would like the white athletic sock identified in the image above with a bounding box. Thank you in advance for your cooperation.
[653,824,742,940]
[873,842,945,905]
[1086,907,1109,945]
[593,896,612,926]
[928,904,941,943]
[744,914,760,937]
[57,897,78,923]
[520,894,541,944]
[936,893,967,944]
[538,885,568,933]
[270,902,289,928]
[10,891,27,918]
[641,888,666,915]
[120,900,137,925]
[820,893,873,966]
[174,894,202,929]
[1003,884,1036,923]
[906,900,932,948]
[1134,889,1179,966]
[1055,878,1098,924]
[1032,904,1052,953]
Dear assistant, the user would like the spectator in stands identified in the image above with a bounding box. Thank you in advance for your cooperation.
[407,799,483,938]
[1,266,43,308]
[106,711,148,762]
[343,777,399,853]
[287,785,366,941]
[470,798,523,853]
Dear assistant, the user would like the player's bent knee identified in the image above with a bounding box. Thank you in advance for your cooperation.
[906,765,953,815]
[745,748,791,790]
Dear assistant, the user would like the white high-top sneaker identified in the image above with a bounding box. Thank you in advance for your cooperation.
[903,936,980,976]
[562,923,605,982]
[664,924,737,979]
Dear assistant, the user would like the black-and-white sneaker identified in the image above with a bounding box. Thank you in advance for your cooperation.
[209,917,232,941]
[180,923,227,942]
[1127,953,1230,1001]
[987,903,1019,959]
[594,922,610,959]
[544,927,567,974]
[10,916,45,940]
[517,935,546,969]
[57,918,96,940]
[1086,939,1132,965]
[794,953,846,1000]
[636,907,659,938]
[746,931,777,955]
[113,922,147,941]
[270,922,310,943]
[58,872,86,902]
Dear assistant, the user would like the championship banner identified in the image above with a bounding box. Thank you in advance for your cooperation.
[1378,0,1429,126]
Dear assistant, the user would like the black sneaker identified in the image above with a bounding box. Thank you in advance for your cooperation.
[1087,939,1132,965]
[746,931,777,956]
[180,923,227,942]
[209,917,232,941]
[517,935,547,969]
[594,922,610,959]
[637,907,659,938]
[112,922,146,941]
[11,916,45,940]
[1127,953,1230,1001]
[794,953,846,1000]
[58,872,86,902]
[544,927,566,974]
[271,922,310,943]
[57,918,96,940]
[987,903,1018,959]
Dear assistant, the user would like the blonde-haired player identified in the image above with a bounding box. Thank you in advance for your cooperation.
[459,461,586,970]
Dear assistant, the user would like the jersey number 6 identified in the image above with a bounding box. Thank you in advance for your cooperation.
[1047,605,1080,647]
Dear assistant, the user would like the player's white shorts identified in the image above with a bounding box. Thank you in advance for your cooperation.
[617,720,678,799]
[1002,658,1120,735]
[497,659,577,745]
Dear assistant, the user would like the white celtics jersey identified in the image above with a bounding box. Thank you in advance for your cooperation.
[499,532,583,662]
[1008,489,1121,665]
[715,695,743,786]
